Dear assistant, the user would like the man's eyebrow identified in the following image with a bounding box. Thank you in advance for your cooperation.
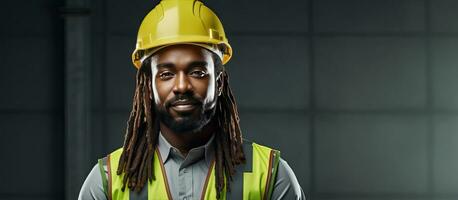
[188,61,208,68]
[156,62,175,69]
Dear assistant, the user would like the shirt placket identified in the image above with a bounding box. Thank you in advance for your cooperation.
[178,166,193,200]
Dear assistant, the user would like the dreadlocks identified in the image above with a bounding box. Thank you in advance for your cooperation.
[116,53,245,198]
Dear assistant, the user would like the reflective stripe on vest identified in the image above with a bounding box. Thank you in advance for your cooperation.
[100,140,280,200]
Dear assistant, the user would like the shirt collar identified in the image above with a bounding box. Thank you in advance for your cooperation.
[157,132,215,167]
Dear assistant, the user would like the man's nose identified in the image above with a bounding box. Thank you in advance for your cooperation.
[173,72,193,94]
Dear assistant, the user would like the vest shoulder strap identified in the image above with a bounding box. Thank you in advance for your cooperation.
[225,140,281,200]
[108,148,124,200]
[98,157,109,197]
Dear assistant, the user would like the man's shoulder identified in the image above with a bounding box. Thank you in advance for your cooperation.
[272,158,306,199]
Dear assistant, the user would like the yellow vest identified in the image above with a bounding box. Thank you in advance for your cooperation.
[98,141,280,200]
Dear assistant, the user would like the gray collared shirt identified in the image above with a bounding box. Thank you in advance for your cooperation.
[79,133,305,200]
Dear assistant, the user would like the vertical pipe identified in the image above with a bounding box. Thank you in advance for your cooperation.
[61,2,91,199]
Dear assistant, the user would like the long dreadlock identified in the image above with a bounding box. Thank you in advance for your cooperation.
[116,53,245,198]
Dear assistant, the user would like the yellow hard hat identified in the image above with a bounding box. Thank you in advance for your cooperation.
[132,0,233,69]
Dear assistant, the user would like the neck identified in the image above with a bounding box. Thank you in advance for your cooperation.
[159,121,215,156]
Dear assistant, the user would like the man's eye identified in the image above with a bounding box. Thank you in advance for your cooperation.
[190,70,207,78]
[159,72,174,79]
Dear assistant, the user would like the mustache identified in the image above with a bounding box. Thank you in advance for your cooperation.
[165,94,202,108]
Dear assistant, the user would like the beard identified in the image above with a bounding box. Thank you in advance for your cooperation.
[155,95,217,134]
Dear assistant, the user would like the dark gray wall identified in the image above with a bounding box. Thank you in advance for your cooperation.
[0,0,65,200]
[2,0,458,200]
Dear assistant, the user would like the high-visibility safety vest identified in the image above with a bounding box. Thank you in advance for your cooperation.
[98,141,281,200]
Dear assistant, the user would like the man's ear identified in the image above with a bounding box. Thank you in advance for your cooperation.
[216,71,224,96]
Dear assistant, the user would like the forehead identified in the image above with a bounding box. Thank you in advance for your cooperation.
[155,44,210,63]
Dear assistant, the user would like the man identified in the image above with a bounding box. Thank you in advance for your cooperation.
[79,0,305,199]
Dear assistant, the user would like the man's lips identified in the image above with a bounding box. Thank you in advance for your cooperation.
[169,100,200,113]
[172,104,197,111]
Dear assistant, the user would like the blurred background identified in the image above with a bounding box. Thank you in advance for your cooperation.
[2,0,458,199]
